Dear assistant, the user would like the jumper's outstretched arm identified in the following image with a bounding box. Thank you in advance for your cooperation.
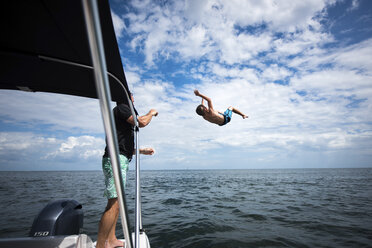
[194,89,213,110]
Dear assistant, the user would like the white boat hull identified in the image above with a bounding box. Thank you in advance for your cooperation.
[92,232,151,248]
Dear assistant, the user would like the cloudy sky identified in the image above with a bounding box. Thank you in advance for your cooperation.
[1,0,372,170]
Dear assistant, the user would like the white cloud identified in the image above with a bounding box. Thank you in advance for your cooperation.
[45,135,105,160]
[347,0,360,11]
[333,38,372,71]
[0,132,105,170]
[177,25,212,59]
[287,38,372,73]
[111,11,125,39]
[208,63,259,83]
[292,69,370,93]
[123,0,337,66]
[0,132,56,154]
[219,0,333,32]
[0,91,103,133]
[261,64,292,82]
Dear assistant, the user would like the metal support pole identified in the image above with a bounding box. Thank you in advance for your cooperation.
[82,0,132,247]
[135,128,142,248]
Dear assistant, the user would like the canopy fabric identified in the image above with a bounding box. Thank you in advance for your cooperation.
[0,0,129,104]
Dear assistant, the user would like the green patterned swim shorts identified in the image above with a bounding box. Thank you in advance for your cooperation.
[102,155,129,199]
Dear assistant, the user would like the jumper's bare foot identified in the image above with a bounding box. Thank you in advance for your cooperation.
[105,239,125,248]
[243,115,248,119]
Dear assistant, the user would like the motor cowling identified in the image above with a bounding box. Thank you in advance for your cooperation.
[29,200,83,237]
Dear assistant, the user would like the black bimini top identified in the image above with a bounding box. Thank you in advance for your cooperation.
[0,0,129,104]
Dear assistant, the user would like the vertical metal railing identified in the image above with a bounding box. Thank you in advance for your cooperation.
[121,86,142,248]
[81,0,133,247]
[135,128,141,248]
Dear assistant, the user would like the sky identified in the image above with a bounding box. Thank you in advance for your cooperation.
[1,0,372,170]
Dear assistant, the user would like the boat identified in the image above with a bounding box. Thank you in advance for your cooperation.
[0,0,148,247]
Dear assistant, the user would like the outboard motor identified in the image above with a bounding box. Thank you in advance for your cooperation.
[29,200,83,237]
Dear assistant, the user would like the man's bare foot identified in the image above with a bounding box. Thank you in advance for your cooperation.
[105,239,125,248]
[243,115,248,119]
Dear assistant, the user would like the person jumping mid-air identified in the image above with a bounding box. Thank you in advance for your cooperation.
[194,89,248,126]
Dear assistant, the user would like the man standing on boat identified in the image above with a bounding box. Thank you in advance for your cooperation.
[97,93,158,248]
[194,89,248,126]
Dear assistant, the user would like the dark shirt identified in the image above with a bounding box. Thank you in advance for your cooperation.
[103,104,134,160]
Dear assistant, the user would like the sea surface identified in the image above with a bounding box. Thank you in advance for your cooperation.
[0,169,371,248]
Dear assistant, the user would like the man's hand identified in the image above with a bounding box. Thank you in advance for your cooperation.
[139,148,155,155]
[150,109,158,117]
[194,89,200,96]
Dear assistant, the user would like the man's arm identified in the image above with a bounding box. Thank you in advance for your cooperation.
[194,89,213,110]
[126,109,158,128]
[133,147,155,155]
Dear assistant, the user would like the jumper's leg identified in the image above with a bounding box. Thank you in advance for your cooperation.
[229,106,248,119]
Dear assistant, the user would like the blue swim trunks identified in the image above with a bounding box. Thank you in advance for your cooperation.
[219,108,233,126]
[102,154,129,199]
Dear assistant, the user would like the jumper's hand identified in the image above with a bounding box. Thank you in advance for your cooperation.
[140,148,155,155]
[194,89,200,96]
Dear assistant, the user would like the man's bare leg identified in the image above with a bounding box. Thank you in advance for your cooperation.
[107,205,124,248]
[97,198,124,248]
[229,106,248,119]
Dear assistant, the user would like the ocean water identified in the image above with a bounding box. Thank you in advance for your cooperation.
[0,169,371,248]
